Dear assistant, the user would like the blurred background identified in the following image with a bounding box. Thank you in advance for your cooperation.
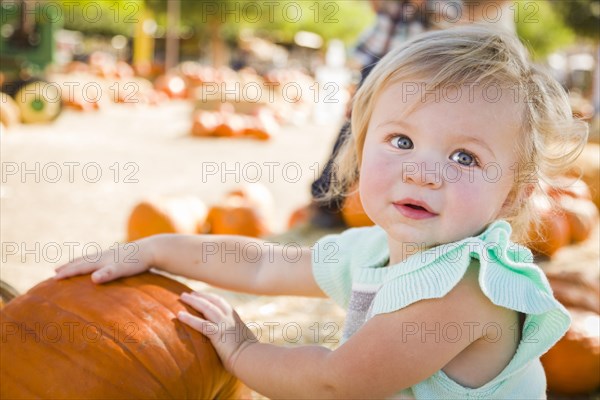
[1,1,599,399]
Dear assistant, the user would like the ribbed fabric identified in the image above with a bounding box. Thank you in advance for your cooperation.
[312,220,571,399]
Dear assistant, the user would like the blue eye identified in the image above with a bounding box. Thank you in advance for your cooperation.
[390,135,413,149]
[450,150,479,167]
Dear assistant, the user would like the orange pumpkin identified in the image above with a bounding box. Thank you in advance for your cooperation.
[191,108,276,140]
[64,61,90,74]
[341,184,374,228]
[206,195,270,238]
[154,74,188,99]
[241,115,270,141]
[206,184,273,237]
[567,143,600,210]
[62,90,101,112]
[547,270,600,315]
[127,196,209,242]
[525,179,599,257]
[226,183,274,223]
[541,308,600,395]
[243,108,278,141]
[288,206,311,229]
[525,195,571,257]
[191,110,222,137]
[88,51,117,78]
[0,273,245,399]
[115,61,135,80]
[542,271,600,395]
[559,195,599,243]
[214,113,246,138]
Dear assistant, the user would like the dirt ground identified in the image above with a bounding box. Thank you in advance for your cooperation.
[0,100,348,345]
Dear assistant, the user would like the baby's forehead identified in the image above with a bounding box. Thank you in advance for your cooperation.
[376,80,526,119]
[383,79,526,101]
[370,80,526,143]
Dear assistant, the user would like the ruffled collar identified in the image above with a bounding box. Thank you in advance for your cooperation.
[374,219,534,273]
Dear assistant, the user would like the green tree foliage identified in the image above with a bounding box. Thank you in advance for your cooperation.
[514,0,576,59]
[550,0,600,41]
[56,0,144,36]
[233,1,374,45]
[146,0,374,46]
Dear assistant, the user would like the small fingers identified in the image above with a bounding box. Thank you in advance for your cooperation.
[54,256,87,274]
[177,311,218,336]
[90,265,118,283]
[180,292,223,323]
[190,291,231,314]
[54,260,101,280]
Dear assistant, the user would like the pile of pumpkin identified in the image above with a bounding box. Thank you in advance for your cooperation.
[52,53,169,111]
[187,65,314,125]
[127,183,275,242]
[535,145,600,397]
[190,105,278,141]
[525,143,600,257]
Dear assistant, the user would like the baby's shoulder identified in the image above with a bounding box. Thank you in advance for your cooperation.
[448,260,518,327]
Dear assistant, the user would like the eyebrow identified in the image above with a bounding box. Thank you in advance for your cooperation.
[376,120,411,130]
[375,120,495,157]
[452,135,495,157]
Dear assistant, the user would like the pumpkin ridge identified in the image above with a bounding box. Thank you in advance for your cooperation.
[28,282,177,397]
[0,373,37,399]
[118,274,222,398]
[103,278,194,396]
[115,273,230,398]
[0,323,40,399]
[79,280,185,396]
[1,293,162,398]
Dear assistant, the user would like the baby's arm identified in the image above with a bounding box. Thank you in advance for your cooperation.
[55,234,326,298]
[153,234,325,297]
[180,263,502,398]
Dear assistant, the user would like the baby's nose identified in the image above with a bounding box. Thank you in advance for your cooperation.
[401,161,443,188]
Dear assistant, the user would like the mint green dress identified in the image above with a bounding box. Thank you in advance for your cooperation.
[312,220,570,399]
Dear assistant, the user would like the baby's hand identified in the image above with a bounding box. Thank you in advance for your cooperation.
[178,291,257,372]
[54,237,156,283]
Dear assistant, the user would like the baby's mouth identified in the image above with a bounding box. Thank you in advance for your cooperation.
[393,200,438,220]
[404,204,427,211]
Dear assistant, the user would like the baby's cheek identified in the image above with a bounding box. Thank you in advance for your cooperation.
[360,155,393,189]
[359,159,393,213]
[359,171,386,209]
[454,173,513,221]
[449,182,480,213]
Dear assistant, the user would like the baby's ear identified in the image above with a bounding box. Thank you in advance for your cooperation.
[500,184,534,214]
[523,183,536,199]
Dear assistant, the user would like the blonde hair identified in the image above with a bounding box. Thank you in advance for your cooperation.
[318,26,588,242]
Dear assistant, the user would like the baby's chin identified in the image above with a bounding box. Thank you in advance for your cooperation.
[384,224,439,249]
[384,223,479,250]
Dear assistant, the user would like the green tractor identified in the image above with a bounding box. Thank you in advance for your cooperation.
[1,0,62,123]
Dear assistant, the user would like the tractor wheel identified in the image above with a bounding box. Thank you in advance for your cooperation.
[9,79,62,123]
